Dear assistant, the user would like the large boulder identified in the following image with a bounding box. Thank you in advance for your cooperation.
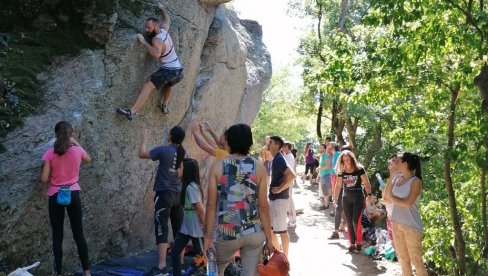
[0,1,271,273]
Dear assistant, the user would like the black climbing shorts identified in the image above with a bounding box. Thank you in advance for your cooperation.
[149,67,184,90]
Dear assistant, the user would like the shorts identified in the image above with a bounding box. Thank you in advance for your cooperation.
[320,175,331,195]
[269,199,288,233]
[264,160,272,176]
[149,67,184,90]
[305,163,315,175]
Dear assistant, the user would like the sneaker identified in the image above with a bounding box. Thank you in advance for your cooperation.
[160,104,170,114]
[148,266,169,276]
[355,244,362,253]
[328,232,339,240]
[116,108,133,120]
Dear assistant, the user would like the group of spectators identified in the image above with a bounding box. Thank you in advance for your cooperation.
[300,138,428,276]
[40,119,429,276]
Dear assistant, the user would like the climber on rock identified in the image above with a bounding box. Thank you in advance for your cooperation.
[117,0,184,120]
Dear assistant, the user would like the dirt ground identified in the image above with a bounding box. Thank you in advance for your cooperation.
[286,174,402,276]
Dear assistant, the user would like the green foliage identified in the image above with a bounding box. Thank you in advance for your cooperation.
[292,0,488,273]
[252,68,314,154]
[0,1,100,152]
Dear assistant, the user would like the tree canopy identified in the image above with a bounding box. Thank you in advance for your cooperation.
[258,0,488,274]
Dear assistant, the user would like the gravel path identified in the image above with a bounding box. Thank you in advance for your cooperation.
[286,175,401,276]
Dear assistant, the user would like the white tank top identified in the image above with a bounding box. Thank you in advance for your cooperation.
[155,29,182,69]
[390,176,423,231]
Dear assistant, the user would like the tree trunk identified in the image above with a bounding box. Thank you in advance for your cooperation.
[336,117,346,146]
[316,91,324,140]
[482,135,488,258]
[345,116,358,152]
[338,0,349,31]
[474,63,488,114]
[482,165,488,257]
[331,98,346,146]
[363,118,382,170]
[444,83,467,274]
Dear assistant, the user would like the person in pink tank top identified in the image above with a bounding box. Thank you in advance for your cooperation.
[41,121,91,276]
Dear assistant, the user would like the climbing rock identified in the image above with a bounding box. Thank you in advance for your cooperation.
[0,1,271,274]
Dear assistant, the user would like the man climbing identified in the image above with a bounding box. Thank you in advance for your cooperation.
[117,1,184,120]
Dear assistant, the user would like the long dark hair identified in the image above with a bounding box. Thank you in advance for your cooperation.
[54,121,73,156]
[399,152,422,180]
[170,126,186,169]
[180,158,202,206]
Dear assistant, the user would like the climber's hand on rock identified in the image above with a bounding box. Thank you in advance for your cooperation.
[136,33,145,44]
[190,122,200,133]
[203,122,214,132]
[157,0,165,10]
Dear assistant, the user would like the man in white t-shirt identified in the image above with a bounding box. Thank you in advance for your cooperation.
[282,142,297,227]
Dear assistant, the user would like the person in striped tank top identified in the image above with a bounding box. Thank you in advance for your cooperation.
[204,124,274,276]
[117,1,184,120]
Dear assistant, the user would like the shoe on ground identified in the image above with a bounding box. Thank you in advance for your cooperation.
[116,108,133,121]
[355,244,362,253]
[328,232,339,240]
[148,266,169,276]
[160,104,170,114]
[329,211,335,217]
[318,205,329,210]
[348,245,356,253]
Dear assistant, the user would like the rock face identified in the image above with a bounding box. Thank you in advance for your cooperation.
[0,1,271,273]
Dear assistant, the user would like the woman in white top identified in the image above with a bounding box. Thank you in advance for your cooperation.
[385,152,427,276]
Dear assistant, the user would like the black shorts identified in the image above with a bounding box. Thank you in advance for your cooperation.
[149,67,184,90]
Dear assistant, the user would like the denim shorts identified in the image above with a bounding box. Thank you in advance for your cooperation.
[321,175,331,195]
[149,67,184,90]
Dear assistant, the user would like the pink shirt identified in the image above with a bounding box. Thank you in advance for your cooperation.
[42,145,85,196]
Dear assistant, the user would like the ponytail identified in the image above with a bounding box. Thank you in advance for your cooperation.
[54,121,73,156]
[176,145,185,170]
[414,155,422,180]
[169,126,186,169]
[401,152,422,180]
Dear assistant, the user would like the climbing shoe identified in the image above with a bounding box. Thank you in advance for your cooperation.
[328,232,339,240]
[160,104,170,114]
[116,108,133,121]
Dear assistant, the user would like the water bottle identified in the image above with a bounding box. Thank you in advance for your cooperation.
[206,247,218,276]
[376,173,385,190]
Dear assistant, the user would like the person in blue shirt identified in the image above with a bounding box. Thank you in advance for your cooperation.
[139,126,186,275]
